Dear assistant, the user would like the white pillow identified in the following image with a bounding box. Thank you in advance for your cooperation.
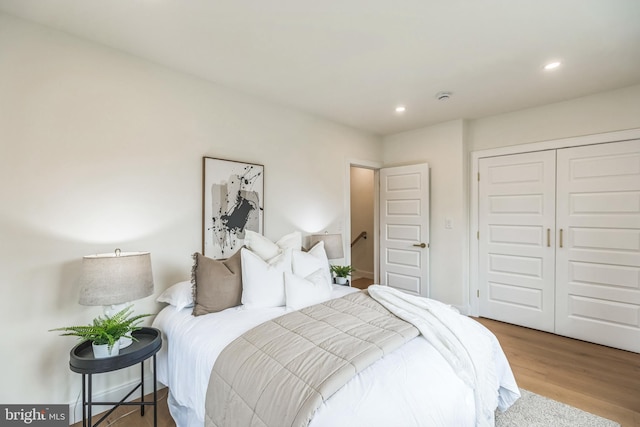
[244,230,302,261]
[156,281,194,311]
[292,241,332,288]
[285,269,332,310]
[276,231,303,252]
[241,248,292,309]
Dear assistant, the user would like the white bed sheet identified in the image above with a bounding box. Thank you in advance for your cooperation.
[153,285,519,427]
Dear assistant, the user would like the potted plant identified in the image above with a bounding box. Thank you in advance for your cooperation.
[50,306,151,358]
[330,265,355,285]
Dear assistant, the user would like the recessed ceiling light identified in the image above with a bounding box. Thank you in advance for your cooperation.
[395,105,406,113]
[544,61,561,70]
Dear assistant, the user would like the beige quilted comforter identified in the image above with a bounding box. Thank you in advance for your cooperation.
[205,291,419,427]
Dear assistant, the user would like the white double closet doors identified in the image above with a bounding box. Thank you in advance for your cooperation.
[479,139,640,353]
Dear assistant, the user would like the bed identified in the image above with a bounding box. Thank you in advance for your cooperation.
[152,232,520,427]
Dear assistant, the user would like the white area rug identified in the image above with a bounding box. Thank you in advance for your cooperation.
[495,389,620,427]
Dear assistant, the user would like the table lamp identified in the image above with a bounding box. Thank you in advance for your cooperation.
[309,233,344,260]
[78,248,154,347]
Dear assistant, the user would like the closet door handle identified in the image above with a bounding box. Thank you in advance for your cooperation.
[547,228,550,247]
[559,229,563,248]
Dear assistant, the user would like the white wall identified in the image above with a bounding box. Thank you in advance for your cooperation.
[382,120,467,307]
[468,84,640,151]
[0,12,381,416]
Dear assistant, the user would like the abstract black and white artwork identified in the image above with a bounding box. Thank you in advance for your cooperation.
[202,157,264,258]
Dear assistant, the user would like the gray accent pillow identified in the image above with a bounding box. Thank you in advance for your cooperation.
[191,250,243,316]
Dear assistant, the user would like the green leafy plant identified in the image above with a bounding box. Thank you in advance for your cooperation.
[330,265,355,278]
[49,306,152,349]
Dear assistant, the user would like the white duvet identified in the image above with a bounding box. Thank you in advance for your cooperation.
[152,285,520,427]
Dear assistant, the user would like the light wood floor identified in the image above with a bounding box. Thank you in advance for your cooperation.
[94,315,640,427]
[351,277,374,289]
[70,387,175,427]
[476,317,640,427]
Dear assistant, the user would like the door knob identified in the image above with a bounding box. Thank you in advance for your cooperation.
[413,243,427,248]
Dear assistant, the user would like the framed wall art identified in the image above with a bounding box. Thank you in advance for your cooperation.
[202,157,264,258]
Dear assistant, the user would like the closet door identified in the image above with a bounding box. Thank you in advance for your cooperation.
[479,151,556,332]
[555,140,640,353]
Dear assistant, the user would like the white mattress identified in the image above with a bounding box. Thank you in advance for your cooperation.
[152,286,519,427]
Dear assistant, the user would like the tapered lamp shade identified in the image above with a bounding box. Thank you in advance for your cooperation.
[78,250,154,306]
[309,234,344,260]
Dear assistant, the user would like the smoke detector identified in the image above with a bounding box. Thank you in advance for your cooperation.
[435,91,452,101]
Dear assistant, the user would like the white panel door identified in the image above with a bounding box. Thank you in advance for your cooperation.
[379,164,429,297]
[555,139,640,353]
[479,151,556,332]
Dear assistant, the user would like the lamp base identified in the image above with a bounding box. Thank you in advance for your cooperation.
[119,336,133,349]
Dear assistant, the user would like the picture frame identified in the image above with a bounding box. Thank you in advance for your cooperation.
[202,157,264,259]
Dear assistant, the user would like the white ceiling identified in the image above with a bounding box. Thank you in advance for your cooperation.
[1,0,639,136]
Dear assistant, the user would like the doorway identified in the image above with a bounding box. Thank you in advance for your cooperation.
[350,165,376,289]
[347,161,431,294]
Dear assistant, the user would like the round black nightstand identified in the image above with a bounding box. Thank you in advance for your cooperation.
[69,327,162,427]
